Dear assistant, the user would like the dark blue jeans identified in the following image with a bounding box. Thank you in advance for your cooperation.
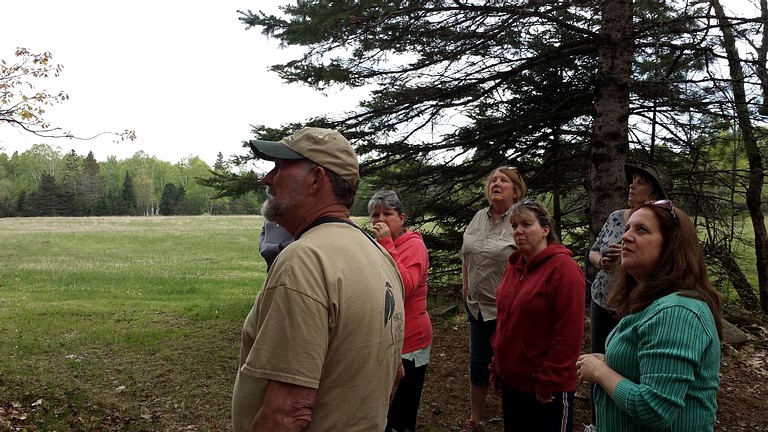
[466,305,496,387]
[501,383,574,432]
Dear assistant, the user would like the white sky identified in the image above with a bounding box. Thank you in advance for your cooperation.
[0,1,758,168]
[0,1,367,167]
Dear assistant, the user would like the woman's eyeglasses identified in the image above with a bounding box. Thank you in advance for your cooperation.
[648,199,677,221]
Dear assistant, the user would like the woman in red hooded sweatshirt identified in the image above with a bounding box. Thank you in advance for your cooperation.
[490,199,585,432]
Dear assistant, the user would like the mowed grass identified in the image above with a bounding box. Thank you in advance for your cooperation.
[706,215,763,308]
[1,214,764,430]
[0,216,267,431]
[731,216,760,287]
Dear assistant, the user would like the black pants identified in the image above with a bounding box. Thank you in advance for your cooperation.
[589,300,619,425]
[501,383,574,432]
[386,358,427,432]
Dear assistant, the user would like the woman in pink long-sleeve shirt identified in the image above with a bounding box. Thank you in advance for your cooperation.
[370,190,432,432]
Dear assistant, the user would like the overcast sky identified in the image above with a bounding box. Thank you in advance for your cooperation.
[0,1,366,167]
[1,1,757,168]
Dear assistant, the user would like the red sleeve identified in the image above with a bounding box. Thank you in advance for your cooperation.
[536,256,585,394]
[491,260,516,377]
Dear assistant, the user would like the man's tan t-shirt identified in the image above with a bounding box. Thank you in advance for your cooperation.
[232,221,405,432]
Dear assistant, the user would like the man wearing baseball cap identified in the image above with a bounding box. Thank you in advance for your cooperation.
[232,127,405,432]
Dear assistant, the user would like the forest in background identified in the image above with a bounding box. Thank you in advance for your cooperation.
[0,146,264,217]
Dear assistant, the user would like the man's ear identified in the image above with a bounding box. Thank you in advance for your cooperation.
[307,165,326,193]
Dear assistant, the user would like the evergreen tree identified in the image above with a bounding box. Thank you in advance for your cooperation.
[235,1,767,298]
[159,183,185,215]
[121,171,137,216]
[28,172,65,216]
[97,190,122,216]
[238,2,621,277]
[213,152,229,172]
[82,151,106,216]
[0,196,14,217]
[15,190,27,216]
[60,149,83,216]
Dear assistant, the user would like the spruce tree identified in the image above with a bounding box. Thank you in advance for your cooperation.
[121,171,137,216]
[159,183,185,215]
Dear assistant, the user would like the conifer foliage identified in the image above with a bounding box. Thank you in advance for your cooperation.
[237,1,768,310]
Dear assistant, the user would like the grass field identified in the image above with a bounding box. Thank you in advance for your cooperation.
[0,216,267,431]
[730,215,760,287]
[1,215,764,431]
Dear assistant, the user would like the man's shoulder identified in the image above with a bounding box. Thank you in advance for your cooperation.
[296,222,375,251]
[274,222,394,273]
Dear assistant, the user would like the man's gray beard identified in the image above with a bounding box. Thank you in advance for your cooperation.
[261,196,285,222]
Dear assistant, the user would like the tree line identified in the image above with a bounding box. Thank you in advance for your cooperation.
[0,145,263,217]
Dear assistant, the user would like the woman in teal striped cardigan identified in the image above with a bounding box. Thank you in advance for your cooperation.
[577,200,722,432]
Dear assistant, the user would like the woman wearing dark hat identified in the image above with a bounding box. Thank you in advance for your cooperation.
[583,163,670,432]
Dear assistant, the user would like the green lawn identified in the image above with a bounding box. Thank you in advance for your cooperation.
[731,215,760,287]
[0,216,266,431]
[0,214,764,430]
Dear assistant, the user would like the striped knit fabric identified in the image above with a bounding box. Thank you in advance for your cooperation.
[595,293,720,431]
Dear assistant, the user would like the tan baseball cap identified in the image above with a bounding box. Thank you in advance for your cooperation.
[249,127,359,186]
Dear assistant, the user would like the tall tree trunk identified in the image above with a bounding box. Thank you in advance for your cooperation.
[588,0,633,238]
[710,0,768,314]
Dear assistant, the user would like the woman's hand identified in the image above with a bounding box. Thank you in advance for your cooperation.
[371,222,391,240]
[536,391,554,404]
[577,353,622,399]
[576,354,606,383]
[600,243,621,270]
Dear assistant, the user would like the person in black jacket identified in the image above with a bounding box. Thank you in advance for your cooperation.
[258,219,294,271]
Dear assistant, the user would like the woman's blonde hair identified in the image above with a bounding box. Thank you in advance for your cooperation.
[484,166,527,205]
